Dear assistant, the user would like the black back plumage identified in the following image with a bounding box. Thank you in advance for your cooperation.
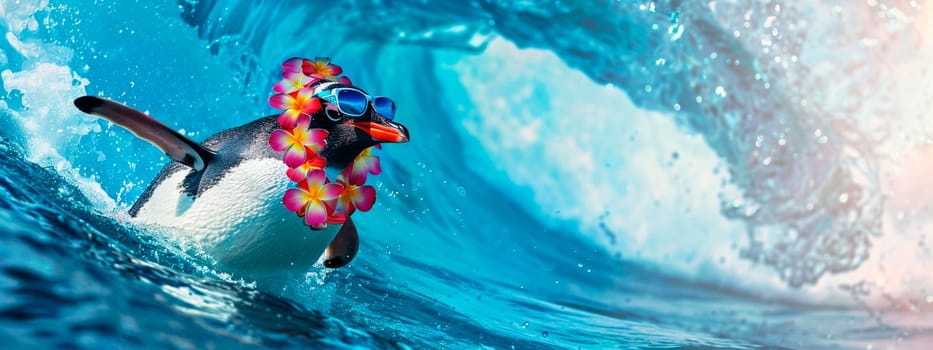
[128,116,280,216]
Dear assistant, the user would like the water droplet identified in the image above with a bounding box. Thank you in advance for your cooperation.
[521,322,529,329]
[456,186,466,196]
[541,331,549,338]
[668,24,684,41]
[764,16,776,28]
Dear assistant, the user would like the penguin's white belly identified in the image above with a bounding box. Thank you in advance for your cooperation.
[132,158,339,276]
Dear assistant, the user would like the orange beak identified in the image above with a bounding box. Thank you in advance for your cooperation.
[349,121,410,143]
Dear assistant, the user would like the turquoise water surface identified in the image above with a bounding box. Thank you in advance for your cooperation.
[1,0,931,348]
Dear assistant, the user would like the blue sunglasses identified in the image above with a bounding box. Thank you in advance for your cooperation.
[314,87,396,121]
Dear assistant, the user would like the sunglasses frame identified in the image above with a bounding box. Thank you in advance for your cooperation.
[314,87,395,121]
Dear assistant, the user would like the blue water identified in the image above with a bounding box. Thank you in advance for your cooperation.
[2,0,931,348]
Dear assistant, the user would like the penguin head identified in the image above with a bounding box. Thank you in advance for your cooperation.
[310,83,410,169]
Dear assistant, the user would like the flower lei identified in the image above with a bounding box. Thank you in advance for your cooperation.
[268,57,380,230]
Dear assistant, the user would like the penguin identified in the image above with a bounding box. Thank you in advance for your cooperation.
[73,82,409,277]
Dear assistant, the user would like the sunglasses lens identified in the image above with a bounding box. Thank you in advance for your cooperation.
[337,89,368,116]
[374,97,396,120]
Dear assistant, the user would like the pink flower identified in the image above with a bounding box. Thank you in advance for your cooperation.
[281,57,305,75]
[286,153,328,182]
[333,171,376,219]
[302,57,343,81]
[269,119,328,168]
[283,170,344,228]
[269,88,322,129]
[345,146,381,185]
[273,71,315,94]
[338,76,352,85]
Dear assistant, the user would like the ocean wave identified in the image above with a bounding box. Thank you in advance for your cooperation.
[0,0,915,291]
[168,0,894,289]
[2,0,931,347]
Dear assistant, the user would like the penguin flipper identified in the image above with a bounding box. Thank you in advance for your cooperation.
[73,96,215,171]
[323,218,359,268]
